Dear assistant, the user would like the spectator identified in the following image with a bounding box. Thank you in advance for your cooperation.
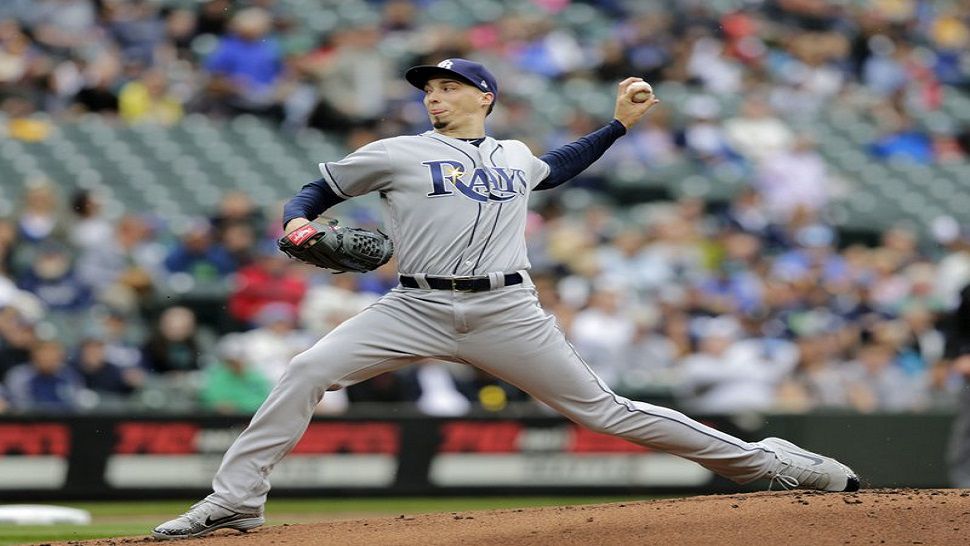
[933,219,970,310]
[677,95,738,167]
[754,136,832,222]
[104,0,166,66]
[696,230,764,315]
[235,303,312,383]
[77,214,162,302]
[163,7,198,59]
[228,241,307,327]
[16,242,91,314]
[69,190,113,252]
[15,177,64,244]
[5,339,82,413]
[201,8,285,119]
[301,25,393,133]
[141,306,202,374]
[0,19,40,89]
[569,285,637,387]
[771,224,847,285]
[900,304,945,374]
[200,333,272,414]
[118,68,183,125]
[194,0,232,38]
[415,361,471,416]
[210,191,264,237]
[163,220,236,282]
[0,219,16,275]
[91,306,146,370]
[677,315,789,414]
[18,0,99,54]
[299,274,377,335]
[72,57,121,115]
[724,96,794,162]
[869,117,934,164]
[70,335,144,397]
[841,341,928,412]
[0,306,36,378]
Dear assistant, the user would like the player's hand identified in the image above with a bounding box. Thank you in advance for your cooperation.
[284,217,311,235]
[613,77,660,130]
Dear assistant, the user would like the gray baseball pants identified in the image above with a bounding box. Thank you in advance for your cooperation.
[207,278,775,512]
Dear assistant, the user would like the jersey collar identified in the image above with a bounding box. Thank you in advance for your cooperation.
[423,131,492,150]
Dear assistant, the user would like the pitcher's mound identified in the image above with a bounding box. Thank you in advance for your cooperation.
[66,488,970,546]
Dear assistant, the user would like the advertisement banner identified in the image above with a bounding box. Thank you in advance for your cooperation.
[0,413,955,499]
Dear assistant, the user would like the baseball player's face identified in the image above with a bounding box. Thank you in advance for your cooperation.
[423,78,491,133]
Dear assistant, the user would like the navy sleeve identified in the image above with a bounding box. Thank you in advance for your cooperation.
[282,178,346,227]
[535,119,627,191]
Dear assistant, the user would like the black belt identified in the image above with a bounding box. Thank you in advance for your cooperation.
[400,272,523,292]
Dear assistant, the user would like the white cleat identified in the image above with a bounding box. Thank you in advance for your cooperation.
[152,500,264,540]
[760,437,860,492]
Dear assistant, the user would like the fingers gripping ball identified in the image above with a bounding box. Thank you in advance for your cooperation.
[278,220,394,273]
[630,81,654,103]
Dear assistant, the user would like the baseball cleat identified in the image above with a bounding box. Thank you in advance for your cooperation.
[760,437,860,492]
[151,500,264,540]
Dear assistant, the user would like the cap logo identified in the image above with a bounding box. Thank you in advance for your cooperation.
[480,80,488,88]
[437,59,454,69]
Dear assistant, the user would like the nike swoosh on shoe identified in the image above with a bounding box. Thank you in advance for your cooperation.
[205,514,241,526]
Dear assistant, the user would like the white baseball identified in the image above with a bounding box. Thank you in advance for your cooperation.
[630,81,653,103]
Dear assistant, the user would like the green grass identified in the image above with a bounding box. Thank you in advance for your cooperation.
[0,496,658,546]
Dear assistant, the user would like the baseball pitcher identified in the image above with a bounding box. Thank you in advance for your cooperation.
[153,59,859,539]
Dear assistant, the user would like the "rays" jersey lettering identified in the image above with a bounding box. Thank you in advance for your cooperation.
[423,160,527,202]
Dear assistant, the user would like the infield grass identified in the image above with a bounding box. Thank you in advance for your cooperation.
[0,496,663,545]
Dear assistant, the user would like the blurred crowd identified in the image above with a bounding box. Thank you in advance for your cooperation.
[0,0,969,416]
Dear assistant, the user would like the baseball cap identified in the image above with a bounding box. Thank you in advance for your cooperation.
[405,58,498,103]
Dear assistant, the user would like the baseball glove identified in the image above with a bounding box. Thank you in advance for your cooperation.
[278,219,393,273]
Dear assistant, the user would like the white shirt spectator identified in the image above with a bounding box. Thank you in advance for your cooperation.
[724,98,794,162]
[677,317,797,414]
[237,304,314,382]
[569,288,637,387]
[755,138,831,220]
[299,276,379,335]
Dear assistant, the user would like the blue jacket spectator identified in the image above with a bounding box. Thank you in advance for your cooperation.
[5,340,82,413]
[17,244,91,313]
[164,222,236,281]
[203,8,283,113]
[870,122,935,164]
[70,337,143,396]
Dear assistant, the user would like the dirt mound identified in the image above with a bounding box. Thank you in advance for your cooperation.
[56,489,970,546]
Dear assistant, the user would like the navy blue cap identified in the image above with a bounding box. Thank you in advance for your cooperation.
[405,58,498,102]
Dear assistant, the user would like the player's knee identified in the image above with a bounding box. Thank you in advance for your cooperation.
[284,351,326,381]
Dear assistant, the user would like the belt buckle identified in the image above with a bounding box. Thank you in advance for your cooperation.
[451,276,476,292]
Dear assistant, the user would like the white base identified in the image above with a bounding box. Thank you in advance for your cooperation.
[0,505,91,525]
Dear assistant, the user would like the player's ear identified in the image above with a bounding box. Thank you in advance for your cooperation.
[481,92,494,112]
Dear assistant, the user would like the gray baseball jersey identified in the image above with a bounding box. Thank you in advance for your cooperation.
[204,131,782,512]
[317,132,549,276]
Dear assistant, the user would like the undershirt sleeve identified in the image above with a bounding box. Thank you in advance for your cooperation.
[535,119,627,191]
[282,178,345,227]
